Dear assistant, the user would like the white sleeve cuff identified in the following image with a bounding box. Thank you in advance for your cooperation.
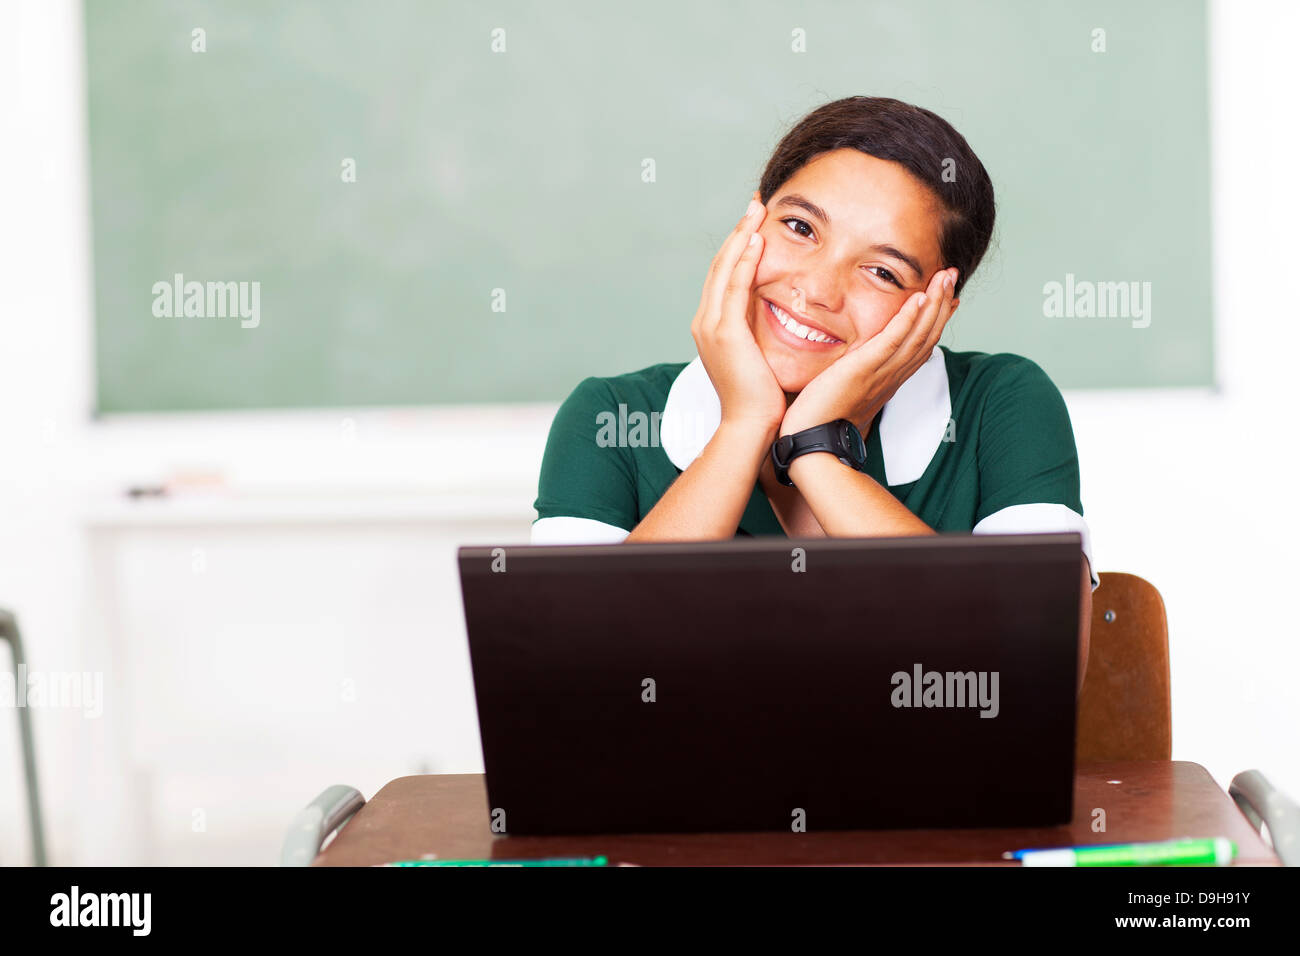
[971,503,1099,592]
[534,508,1100,591]
[530,516,631,545]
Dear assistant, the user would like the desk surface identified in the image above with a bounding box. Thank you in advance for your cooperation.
[314,761,1278,866]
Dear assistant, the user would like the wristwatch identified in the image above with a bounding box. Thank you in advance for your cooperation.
[771,419,868,487]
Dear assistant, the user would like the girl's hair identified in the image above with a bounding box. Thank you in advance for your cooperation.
[758,96,995,298]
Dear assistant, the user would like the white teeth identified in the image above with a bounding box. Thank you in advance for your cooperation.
[767,301,839,344]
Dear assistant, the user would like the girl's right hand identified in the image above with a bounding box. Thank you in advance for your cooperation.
[690,192,788,437]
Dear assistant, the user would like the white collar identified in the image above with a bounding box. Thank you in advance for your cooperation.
[659,345,951,486]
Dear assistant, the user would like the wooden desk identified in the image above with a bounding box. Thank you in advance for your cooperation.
[313,761,1278,866]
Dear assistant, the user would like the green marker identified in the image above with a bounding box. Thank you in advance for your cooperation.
[1006,838,1236,867]
[379,856,608,867]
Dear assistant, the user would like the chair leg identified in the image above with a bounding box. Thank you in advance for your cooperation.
[281,785,366,866]
[1,609,48,866]
[1229,769,1300,867]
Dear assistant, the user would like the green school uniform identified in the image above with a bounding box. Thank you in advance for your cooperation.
[532,345,1097,590]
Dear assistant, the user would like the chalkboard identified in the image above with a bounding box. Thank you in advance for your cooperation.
[85,0,1213,412]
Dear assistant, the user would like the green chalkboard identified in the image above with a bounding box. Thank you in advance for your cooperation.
[85,0,1213,413]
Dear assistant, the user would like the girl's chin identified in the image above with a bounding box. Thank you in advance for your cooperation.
[761,353,828,395]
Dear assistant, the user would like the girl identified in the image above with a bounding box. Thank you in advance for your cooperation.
[531,96,1095,680]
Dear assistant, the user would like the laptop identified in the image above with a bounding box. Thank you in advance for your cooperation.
[458,532,1083,835]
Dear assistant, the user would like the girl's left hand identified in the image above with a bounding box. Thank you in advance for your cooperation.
[780,266,959,437]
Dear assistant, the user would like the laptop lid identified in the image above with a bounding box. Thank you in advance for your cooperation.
[458,532,1082,835]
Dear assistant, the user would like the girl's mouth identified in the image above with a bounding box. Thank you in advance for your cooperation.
[762,299,845,348]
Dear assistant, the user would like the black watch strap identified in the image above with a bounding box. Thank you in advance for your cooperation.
[770,419,867,487]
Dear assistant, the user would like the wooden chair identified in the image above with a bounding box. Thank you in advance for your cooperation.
[1076,572,1172,761]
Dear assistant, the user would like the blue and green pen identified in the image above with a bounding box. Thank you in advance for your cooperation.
[379,855,608,867]
[1004,837,1236,867]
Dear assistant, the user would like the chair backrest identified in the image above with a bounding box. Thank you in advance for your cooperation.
[1076,572,1172,761]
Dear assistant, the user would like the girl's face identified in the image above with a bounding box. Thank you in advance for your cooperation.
[750,148,956,394]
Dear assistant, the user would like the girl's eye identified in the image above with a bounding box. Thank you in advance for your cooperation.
[867,266,903,289]
[778,218,903,290]
[780,217,814,238]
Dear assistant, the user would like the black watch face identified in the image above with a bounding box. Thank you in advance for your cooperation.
[840,421,866,466]
[776,434,795,465]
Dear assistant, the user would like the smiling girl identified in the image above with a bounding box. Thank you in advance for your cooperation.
[531,97,1095,678]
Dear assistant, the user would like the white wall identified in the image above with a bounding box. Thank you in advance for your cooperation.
[1,0,1296,864]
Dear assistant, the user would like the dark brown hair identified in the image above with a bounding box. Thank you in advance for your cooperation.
[758,96,995,298]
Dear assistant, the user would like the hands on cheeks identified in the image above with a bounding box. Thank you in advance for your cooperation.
[691,192,788,435]
[780,265,960,437]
